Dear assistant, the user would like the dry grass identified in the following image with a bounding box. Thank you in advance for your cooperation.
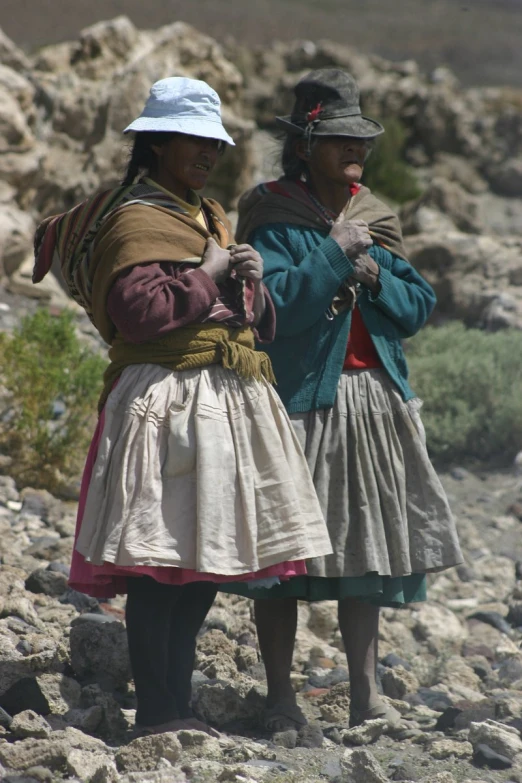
[1,0,521,87]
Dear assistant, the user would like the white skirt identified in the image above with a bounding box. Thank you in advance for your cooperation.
[76,364,332,575]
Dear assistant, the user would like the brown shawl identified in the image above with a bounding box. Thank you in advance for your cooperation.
[236,178,408,261]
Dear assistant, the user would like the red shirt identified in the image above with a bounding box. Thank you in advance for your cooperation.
[343,305,382,370]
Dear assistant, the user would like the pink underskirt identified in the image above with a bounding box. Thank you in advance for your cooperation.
[69,403,307,598]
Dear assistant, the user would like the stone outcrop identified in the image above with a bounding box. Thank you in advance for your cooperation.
[0,17,520,324]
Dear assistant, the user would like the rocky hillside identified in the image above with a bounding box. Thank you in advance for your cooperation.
[0,15,522,327]
[1,16,522,783]
[2,0,522,88]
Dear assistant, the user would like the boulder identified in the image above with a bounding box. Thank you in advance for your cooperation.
[115,732,182,772]
[413,603,468,652]
[0,205,35,278]
[340,748,389,783]
[69,615,131,688]
[469,719,522,761]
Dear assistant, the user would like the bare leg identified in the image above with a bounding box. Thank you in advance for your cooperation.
[254,597,306,731]
[338,598,381,718]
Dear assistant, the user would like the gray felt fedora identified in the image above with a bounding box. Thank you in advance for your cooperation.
[276,68,384,139]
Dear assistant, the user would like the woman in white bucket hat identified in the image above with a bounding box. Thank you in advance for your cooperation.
[33,76,331,736]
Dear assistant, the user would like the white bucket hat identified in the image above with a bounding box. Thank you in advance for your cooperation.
[123,76,235,146]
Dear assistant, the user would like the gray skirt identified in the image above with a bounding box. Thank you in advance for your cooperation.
[289,369,463,579]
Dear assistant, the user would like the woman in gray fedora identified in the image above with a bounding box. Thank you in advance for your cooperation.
[225,68,463,731]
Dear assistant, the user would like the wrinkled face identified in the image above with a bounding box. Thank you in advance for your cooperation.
[151,133,223,197]
[299,136,373,187]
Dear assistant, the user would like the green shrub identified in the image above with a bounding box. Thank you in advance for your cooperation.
[362,117,421,204]
[407,322,522,465]
[0,309,107,494]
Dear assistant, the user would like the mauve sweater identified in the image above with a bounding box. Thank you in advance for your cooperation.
[106,262,276,344]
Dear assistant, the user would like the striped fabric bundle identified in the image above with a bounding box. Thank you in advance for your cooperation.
[33,183,187,322]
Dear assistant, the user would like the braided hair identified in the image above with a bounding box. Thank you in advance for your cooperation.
[121,131,173,186]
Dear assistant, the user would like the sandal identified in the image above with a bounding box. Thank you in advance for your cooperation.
[263,699,307,732]
[349,703,402,729]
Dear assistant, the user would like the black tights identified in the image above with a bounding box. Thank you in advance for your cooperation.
[125,576,217,726]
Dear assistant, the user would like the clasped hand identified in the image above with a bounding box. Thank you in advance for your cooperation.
[330,216,380,293]
[200,238,263,284]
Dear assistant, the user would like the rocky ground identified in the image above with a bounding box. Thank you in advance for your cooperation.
[1,451,522,782]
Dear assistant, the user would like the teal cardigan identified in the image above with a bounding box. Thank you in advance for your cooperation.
[250,223,436,413]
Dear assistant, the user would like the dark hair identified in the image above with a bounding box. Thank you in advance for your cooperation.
[121,131,174,187]
[281,134,317,181]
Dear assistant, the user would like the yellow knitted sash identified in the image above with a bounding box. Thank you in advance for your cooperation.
[100,324,275,411]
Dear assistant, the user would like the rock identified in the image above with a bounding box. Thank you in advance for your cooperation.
[192,676,264,728]
[405,231,522,329]
[508,602,522,628]
[69,615,131,688]
[176,729,222,759]
[297,722,324,748]
[469,719,522,760]
[473,743,513,769]
[389,759,419,780]
[0,27,30,70]
[60,589,100,613]
[19,488,63,524]
[0,706,13,728]
[307,665,349,689]
[307,602,338,640]
[63,705,104,734]
[197,629,237,660]
[273,729,297,749]
[413,604,468,652]
[0,734,71,771]
[67,749,117,782]
[429,739,473,759]
[401,177,481,235]
[25,569,68,598]
[235,645,258,672]
[0,206,35,279]
[0,674,80,717]
[340,748,389,783]
[9,709,51,738]
[80,684,128,743]
[381,653,411,671]
[497,657,522,685]
[341,719,388,746]
[488,157,522,197]
[116,768,187,783]
[317,682,351,723]
[115,732,182,772]
[419,774,456,783]
[381,666,420,700]
[453,702,496,730]
[198,653,238,680]
[469,610,513,636]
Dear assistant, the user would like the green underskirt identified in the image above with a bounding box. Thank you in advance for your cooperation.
[220,573,427,607]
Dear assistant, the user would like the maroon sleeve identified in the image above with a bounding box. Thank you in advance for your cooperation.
[106,262,220,343]
[254,285,276,344]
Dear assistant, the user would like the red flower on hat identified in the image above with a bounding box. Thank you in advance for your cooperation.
[306,102,323,123]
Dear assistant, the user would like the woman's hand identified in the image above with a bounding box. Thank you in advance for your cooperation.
[229,244,264,282]
[350,253,381,295]
[330,216,373,258]
[200,237,232,284]
[230,244,266,325]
